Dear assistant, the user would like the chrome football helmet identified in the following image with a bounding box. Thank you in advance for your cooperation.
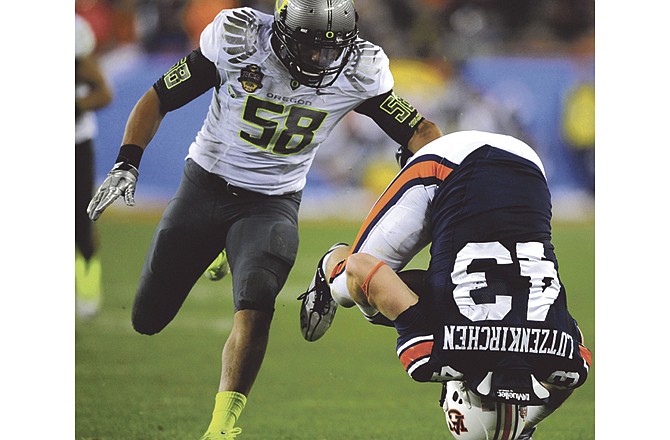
[272,0,358,88]
[441,381,528,440]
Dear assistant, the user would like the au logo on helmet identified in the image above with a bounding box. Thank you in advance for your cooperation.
[238,64,265,93]
[447,409,468,435]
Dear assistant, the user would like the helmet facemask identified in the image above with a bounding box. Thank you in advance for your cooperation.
[272,0,359,88]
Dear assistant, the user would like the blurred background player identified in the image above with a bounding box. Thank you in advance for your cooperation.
[85,1,442,438]
[75,13,113,319]
[301,131,592,439]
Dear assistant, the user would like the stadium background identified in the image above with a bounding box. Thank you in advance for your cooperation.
[77,0,595,221]
[73,1,595,439]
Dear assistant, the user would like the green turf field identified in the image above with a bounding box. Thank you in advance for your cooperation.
[75,215,594,440]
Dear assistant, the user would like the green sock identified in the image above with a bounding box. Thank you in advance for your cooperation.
[206,391,247,433]
[75,253,102,301]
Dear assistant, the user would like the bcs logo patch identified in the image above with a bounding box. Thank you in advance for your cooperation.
[237,64,264,93]
[447,409,468,435]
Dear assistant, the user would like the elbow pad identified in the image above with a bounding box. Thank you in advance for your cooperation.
[152,48,219,114]
[354,90,424,146]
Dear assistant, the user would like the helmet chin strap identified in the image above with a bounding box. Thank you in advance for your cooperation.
[270,32,324,87]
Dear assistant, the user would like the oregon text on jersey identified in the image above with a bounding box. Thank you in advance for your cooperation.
[265,92,312,106]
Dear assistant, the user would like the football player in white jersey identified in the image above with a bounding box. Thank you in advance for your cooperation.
[303,131,592,439]
[86,1,442,438]
[75,14,113,319]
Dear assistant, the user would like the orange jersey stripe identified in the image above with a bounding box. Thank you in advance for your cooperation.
[579,344,593,367]
[399,340,434,369]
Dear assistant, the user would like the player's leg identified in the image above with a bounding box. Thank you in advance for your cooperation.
[201,192,301,438]
[132,160,228,334]
[299,161,435,339]
[346,253,437,382]
[75,140,103,318]
[202,309,269,439]
[345,253,418,320]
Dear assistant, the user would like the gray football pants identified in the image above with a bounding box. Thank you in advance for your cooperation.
[132,159,301,335]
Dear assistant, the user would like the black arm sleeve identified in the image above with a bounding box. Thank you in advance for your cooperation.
[152,48,219,114]
[354,90,424,146]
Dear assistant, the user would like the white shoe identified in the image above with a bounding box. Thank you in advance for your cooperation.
[297,243,347,341]
[76,297,101,320]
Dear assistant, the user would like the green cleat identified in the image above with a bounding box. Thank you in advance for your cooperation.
[199,427,242,439]
[204,251,230,281]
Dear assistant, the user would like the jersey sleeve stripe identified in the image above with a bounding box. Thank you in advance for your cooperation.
[349,155,453,254]
[579,344,592,368]
[398,339,434,370]
[396,334,434,355]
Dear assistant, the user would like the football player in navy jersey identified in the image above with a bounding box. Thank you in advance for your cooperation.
[305,131,592,440]
[86,0,442,438]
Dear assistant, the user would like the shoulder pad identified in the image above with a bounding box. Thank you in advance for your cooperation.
[341,39,394,95]
[200,7,271,66]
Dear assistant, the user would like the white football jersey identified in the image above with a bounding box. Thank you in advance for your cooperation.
[187,7,394,195]
[75,14,98,144]
[408,130,545,176]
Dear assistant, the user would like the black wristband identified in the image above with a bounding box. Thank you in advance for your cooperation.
[116,144,144,169]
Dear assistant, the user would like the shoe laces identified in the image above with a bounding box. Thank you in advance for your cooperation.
[298,266,332,314]
[221,427,242,439]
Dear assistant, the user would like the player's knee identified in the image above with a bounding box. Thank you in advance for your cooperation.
[131,315,166,335]
[234,267,283,312]
[345,254,367,304]
[131,295,172,335]
[345,253,379,304]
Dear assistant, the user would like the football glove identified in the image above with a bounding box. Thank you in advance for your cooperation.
[395,145,413,168]
[87,162,138,221]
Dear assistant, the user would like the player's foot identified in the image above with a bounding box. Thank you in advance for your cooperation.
[297,243,348,341]
[518,426,536,440]
[76,298,101,320]
[205,250,230,281]
[199,427,242,439]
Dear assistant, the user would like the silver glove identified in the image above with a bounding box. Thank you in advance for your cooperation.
[87,163,139,221]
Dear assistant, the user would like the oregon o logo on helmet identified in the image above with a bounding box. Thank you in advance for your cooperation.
[326,31,334,39]
[275,0,288,13]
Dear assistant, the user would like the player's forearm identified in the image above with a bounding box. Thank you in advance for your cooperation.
[76,86,112,113]
[121,87,165,149]
[407,119,443,154]
[76,56,113,112]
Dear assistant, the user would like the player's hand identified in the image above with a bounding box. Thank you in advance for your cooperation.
[395,145,413,168]
[87,162,139,221]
